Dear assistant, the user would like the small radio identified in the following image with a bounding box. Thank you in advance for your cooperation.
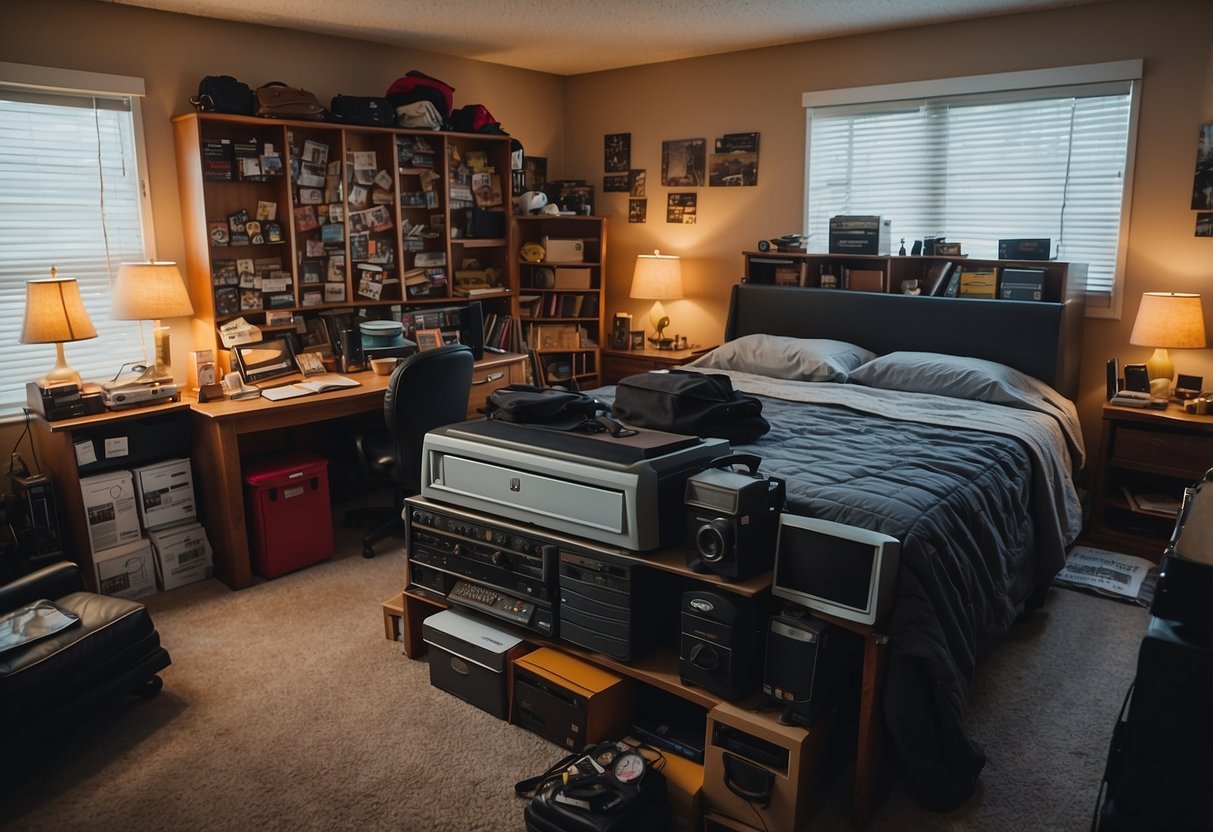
[684,454,785,580]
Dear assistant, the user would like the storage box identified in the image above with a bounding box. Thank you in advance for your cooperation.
[243,452,334,578]
[998,237,1051,260]
[844,269,886,292]
[553,267,592,289]
[94,537,156,600]
[423,608,530,719]
[828,215,891,255]
[625,734,703,832]
[541,236,585,262]
[79,470,142,554]
[149,521,212,590]
[133,457,197,530]
[958,266,998,299]
[512,647,634,750]
[999,267,1047,301]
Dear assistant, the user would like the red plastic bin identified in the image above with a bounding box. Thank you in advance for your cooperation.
[243,452,334,578]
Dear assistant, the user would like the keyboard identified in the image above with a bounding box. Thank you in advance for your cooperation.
[448,580,535,626]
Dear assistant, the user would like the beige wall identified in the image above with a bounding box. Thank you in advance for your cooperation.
[566,0,1213,448]
[2,0,1211,482]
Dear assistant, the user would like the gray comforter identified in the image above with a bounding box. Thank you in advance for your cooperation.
[630,372,1083,809]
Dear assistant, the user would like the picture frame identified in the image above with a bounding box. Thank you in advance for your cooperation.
[415,328,444,351]
[629,330,645,350]
[661,138,706,187]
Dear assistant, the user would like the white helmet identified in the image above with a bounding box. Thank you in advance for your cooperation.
[514,190,548,214]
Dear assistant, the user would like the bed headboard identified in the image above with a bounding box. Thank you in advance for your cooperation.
[724,284,1084,399]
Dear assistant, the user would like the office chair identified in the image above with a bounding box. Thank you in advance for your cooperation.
[348,344,474,557]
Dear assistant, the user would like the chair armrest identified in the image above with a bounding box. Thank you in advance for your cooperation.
[0,561,86,610]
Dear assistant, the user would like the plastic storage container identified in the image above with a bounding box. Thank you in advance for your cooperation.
[243,452,334,578]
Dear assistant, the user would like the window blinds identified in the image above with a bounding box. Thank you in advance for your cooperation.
[805,80,1134,310]
[0,87,147,415]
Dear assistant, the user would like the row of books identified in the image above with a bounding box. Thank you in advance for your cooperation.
[483,313,519,353]
[518,292,600,320]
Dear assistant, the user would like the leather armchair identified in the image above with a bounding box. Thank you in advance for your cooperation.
[348,344,475,557]
[0,561,171,765]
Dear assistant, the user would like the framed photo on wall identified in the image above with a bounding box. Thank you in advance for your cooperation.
[661,138,705,186]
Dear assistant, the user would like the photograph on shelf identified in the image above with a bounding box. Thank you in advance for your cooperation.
[523,157,547,192]
[630,330,645,350]
[628,199,647,224]
[415,328,443,351]
[266,309,293,328]
[208,221,229,247]
[666,193,697,224]
[256,200,278,221]
[661,138,706,186]
[604,133,631,173]
[612,313,632,349]
[214,287,239,315]
[708,132,759,187]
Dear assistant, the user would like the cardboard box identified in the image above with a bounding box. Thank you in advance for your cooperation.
[958,266,998,299]
[828,215,891,255]
[513,647,634,750]
[845,269,886,292]
[626,734,703,832]
[79,470,142,554]
[541,236,585,262]
[133,457,197,530]
[553,267,592,289]
[94,537,156,599]
[149,521,212,590]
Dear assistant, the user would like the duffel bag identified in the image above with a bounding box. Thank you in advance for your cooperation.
[483,384,608,431]
[190,75,255,115]
[329,94,394,127]
[612,369,770,443]
[386,70,455,120]
[255,82,326,120]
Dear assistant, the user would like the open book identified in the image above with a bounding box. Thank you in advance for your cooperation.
[259,374,360,401]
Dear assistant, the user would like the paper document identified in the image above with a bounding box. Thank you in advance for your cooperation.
[259,374,359,401]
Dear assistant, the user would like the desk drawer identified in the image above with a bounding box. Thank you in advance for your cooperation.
[467,365,512,418]
[1111,425,1213,480]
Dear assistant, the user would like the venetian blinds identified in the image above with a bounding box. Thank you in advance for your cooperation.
[0,69,150,417]
[804,63,1139,314]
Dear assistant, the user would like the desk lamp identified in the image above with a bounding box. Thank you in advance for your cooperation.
[20,268,98,389]
[1129,291,1207,396]
[629,250,683,348]
[111,261,195,384]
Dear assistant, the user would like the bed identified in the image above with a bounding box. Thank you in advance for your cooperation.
[611,284,1087,810]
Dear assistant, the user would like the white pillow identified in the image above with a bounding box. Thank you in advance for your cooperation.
[687,334,875,382]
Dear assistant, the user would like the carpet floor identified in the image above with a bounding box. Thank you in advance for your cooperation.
[0,521,1148,832]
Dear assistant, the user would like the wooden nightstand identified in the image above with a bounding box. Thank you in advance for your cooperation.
[599,345,716,384]
[1086,402,1213,561]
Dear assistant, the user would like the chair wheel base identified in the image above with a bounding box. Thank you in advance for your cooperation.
[140,675,164,698]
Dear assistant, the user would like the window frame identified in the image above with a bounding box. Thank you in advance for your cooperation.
[0,61,157,422]
[801,60,1143,319]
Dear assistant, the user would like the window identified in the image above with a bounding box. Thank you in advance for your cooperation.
[0,62,154,418]
[803,61,1141,317]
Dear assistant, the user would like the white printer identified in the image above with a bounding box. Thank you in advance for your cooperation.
[421,420,728,552]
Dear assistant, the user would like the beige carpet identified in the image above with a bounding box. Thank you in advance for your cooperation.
[0,518,1148,831]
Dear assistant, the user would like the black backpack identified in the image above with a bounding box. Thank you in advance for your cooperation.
[612,370,770,443]
[190,75,255,115]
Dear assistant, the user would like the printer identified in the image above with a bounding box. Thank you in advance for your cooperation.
[421,420,728,552]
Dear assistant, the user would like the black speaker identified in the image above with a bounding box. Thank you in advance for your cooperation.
[762,614,846,727]
[463,300,485,360]
[338,328,365,372]
[679,589,765,701]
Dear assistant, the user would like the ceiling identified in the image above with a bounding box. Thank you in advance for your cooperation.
[103,0,1106,76]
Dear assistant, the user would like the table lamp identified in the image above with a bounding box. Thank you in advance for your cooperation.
[1129,291,1207,396]
[111,261,195,384]
[20,268,98,389]
[629,250,683,348]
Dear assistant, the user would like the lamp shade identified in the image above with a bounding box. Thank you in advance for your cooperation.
[111,261,194,320]
[629,250,684,301]
[1129,292,1207,349]
[20,272,98,344]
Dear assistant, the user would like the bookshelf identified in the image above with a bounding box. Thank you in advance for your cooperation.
[512,215,607,388]
[172,112,515,372]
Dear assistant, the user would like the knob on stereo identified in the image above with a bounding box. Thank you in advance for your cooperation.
[689,642,719,670]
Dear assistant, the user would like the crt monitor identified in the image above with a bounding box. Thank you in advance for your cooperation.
[771,514,900,628]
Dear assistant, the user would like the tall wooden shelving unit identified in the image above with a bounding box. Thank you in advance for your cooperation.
[172,112,515,372]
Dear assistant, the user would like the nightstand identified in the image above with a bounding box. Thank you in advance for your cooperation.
[1086,402,1213,561]
[599,345,716,385]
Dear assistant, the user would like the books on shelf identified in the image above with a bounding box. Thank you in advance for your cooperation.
[1121,487,1181,518]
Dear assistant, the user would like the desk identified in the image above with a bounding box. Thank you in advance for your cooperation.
[192,353,525,589]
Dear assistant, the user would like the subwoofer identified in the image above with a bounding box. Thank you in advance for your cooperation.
[679,589,765,702]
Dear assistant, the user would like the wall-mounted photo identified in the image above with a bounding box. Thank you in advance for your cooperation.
[630,169,646,198]
[1197,212,1212,238]
[628,199,647,223]
[605,133,631,172]
[603,174,630,193]
[666,193,697,224]
[1193,123,1213,210]
[709,132,759,187]
[661,138,705,186]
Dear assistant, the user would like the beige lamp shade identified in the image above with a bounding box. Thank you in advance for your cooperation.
[1129,292,1207,389]
[20,271,98,344]
[111,261,194,320]
[630,250,683,344]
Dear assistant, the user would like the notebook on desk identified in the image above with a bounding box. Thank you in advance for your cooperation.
[259,374,360,401]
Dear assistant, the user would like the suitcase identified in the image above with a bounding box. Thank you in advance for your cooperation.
[243,452,334,578]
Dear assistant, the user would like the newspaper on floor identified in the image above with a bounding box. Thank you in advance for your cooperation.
[1053,546,1160,606]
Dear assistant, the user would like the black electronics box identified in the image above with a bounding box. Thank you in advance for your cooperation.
[999,267,1047,301]
[26,381,85,421]
[422,608,531,720]
[998,238,1051,260]
[828,215,891,255]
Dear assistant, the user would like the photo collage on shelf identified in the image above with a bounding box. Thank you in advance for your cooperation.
[290,134,348,308]
[399,135,447,299]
